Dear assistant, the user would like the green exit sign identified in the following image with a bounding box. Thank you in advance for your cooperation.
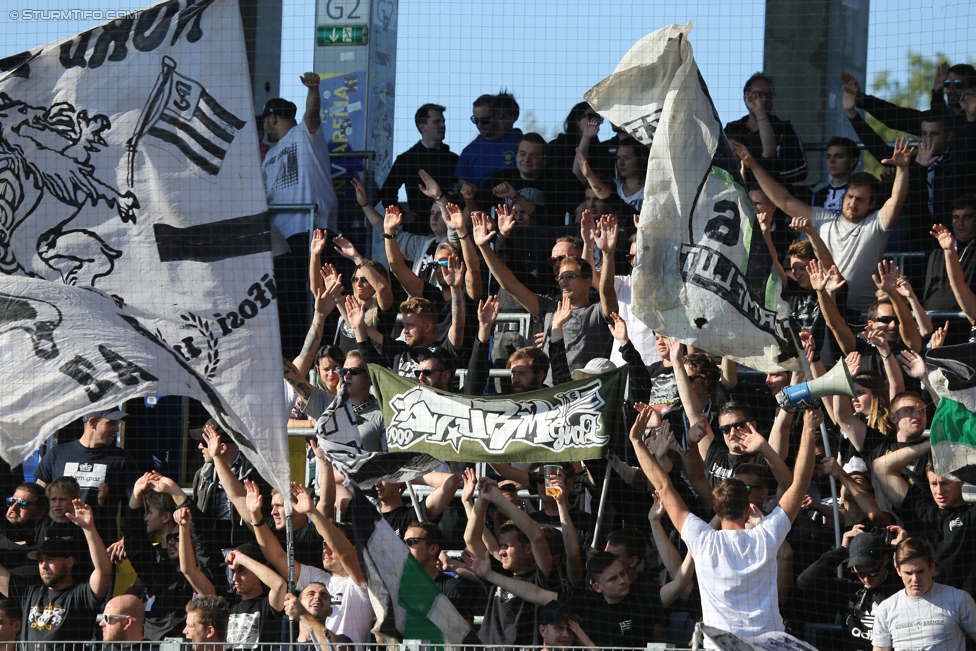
[316,25,368,46]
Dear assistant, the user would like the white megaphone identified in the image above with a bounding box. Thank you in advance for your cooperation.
[776,360,857,411]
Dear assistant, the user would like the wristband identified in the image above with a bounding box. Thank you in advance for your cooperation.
[251,517,267,527]
[811,353,821,363]
[458,232,469,240]
[434,193,444,202]
[175,498,191,511]
[382,232,395,240]
[879,351,891,360]
[355,260,367,269]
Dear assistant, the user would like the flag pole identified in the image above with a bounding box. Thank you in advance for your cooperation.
[787,328,843,576]
[285,498,296,642]
[590,461,613,549]
[405,482,425,522]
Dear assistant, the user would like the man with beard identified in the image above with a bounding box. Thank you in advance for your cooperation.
[98,594,149,650]
[0,500,110,650]
[732,138,912,312]
[0,484,50,572]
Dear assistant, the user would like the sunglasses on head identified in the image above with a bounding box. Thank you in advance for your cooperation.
[719,420,750,435]
[339,367,366,377]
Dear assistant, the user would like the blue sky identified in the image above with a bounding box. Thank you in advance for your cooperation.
[2,0,974,160]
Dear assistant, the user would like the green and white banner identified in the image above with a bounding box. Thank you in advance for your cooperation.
[367,364,627,462]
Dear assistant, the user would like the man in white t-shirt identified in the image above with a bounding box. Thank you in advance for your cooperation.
[872,537,976,651]
[260,73,340,358]
[629,403,820,646]
[731,138,912,312]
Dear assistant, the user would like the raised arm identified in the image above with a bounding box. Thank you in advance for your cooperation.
[442,202,482,302]
[201,427,252,531]
[860,328,906,398]
[808,259,857,355]
[244,479,289,578]
[897,277,934,338]
[832,353,869,451]
[64,500,112,599]
[668,341,711,457]
[933,225,976,322]
[441,253,467,350]
[302,484,366,586]
[471,211,540,316]
[579,210,601,291]
[352,178,384,230]
[479,477,553,577]
[736,423,794,494]
[872,440,931,509]
[629,403,691,531]
[822,458,890,525]
[226,550,286,611]
[551,476,582,583]
[872,260,922,352]
[414,471,461,521]
[877,139,913,230]
[789,216,836,271]
[463,484,490,558]
[300,73,322,134]
[731,139,812,221]
[293,285,333,379]
[592,214,620,317]
[779,409,821,523]
[174,507,215,596]
[383,205,425,298]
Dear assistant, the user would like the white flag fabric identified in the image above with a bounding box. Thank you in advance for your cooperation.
[585,23,799,372]
[0,0,290,494]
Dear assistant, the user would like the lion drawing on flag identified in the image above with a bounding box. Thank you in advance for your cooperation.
[0,92,139,286]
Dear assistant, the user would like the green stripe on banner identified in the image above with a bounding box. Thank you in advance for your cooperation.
[930,398,976,447]
[398,554,446,643]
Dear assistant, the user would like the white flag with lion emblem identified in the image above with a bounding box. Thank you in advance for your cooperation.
[0,0,290,495]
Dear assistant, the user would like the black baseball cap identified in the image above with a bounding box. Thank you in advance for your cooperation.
[538,599,578,625]
[28,534,83,560]
[849,533,888,567]
[259,98,297,120]
[189,418,229,442]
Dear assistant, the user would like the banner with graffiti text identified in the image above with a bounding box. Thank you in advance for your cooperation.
[0,0,290,495]
[368,364,626,463]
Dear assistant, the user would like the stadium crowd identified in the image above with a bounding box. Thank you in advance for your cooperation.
[6,63,976,651]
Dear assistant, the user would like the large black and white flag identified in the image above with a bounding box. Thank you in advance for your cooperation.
[0,0,290,494]
[585,24,799,372]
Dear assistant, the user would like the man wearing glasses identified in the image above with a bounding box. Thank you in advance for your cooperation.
[0,500,111,651]
[796,529,901,651]
[0,484,49,571]
[401,522,477,627]
[98,594,149,649]
[725,72,808,187]
[455,94,524,187]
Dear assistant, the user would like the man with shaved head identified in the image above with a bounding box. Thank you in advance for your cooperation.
[99,594,147,648]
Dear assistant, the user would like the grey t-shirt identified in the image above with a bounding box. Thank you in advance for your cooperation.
[811,206,890,311]
[537,296,611,373]
[872,583,976,651]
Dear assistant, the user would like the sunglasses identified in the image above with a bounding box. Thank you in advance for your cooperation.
[96,614,129,624]
[871,316,898,325]
[435,259,450,268]
[944,79,967,89]
[687,375,704,383]
[6,498,33,508]
[851,567,882,579]
[165,533,180,544]
[719,420,750,435]
[339,367,366,377]
[470,116,493,126]
[582,113,605,124]
[414,368,444,378]
[556,273,580,283]
[351,276,370,284]
[748,90,776,99]
[403,537,428,547]
[549,254,568,269]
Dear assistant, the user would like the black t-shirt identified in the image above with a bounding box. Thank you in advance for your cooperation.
[275,522,324,569]
[422,281,479,357]
[9,575,101,651]
[34,440,141,541]
[528,508,596,552]
[478,568,553,650]
[433,572,482,622]
[577,591,663,648]
[227,592,283,648]
[703,438,767,487]
[382,503,434,538]
[898,487,976,595]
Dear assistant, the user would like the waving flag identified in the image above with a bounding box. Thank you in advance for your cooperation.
[585,23,799,373]
[0,0,290,497]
